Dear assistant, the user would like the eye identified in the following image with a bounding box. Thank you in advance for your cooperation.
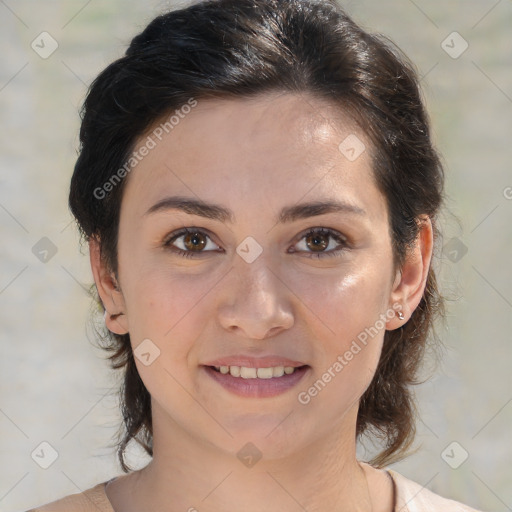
[163,226,348,259]
[291,227,348,259]
[163,228,221,258]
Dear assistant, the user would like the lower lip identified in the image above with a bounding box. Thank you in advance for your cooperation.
[202,365,310,398]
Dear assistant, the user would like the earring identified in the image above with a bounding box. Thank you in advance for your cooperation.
[397,311,405,320]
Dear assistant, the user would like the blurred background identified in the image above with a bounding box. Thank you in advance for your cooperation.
[1,0,511,510]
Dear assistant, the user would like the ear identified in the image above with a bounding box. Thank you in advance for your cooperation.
[89,237,129,335]
[386,215,433,330]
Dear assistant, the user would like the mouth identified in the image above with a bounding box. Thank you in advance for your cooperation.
[202,364,310,398]
[208,364,308,379]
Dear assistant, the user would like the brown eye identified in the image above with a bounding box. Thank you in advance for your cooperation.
[164,228,220,258]
[305,232,329,252]
[182,231,207,251]
[293,227,348,259]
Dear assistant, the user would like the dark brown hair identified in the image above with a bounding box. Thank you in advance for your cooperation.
[70,0,445,471]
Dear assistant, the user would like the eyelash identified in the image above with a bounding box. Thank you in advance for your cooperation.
[163,227,348,259]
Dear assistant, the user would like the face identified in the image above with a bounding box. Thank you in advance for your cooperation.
[92,92,429,460]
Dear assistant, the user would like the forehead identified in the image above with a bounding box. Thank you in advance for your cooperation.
[120,92,385,224]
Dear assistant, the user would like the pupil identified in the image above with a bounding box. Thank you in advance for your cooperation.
[185,232,206,251]
[307,233,327,251]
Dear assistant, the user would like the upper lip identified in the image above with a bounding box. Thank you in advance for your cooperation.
[203,355,307,368]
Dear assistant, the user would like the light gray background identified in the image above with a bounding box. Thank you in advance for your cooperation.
[1,1,511,511]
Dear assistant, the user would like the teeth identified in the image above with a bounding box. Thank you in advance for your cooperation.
[230,365,241,377]
[240,366,257,379]
[272,366,285,377]
[213,365,299,378]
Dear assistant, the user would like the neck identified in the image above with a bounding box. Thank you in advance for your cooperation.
[130,400,373,512]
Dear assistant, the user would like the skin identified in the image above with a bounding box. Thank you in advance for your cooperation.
[90,91,433,512]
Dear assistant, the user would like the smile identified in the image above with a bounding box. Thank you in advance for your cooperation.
[203,364,310,398]
[213,365,299,378]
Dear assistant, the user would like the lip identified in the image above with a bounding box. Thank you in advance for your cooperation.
[202,364,310,398]
[203,355,306,368]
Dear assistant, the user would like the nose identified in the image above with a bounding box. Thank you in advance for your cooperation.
[216,260,294,340]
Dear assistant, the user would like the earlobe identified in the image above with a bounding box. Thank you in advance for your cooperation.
[89,237,129,335]
[386,216,433,331]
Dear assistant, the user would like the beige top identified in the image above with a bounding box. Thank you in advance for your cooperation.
[26,469,483,512]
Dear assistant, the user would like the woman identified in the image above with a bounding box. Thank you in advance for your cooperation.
[28,0,483,510]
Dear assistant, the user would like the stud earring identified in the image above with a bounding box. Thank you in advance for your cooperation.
[397,311,405,320]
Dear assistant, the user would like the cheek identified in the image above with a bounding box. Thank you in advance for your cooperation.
[288,260,392,346]
[292,269,390,422]
[125,268,216,344]
[125,269,220,407]
[118,230,213,339]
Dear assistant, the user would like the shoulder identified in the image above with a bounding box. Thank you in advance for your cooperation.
[388,469,484,512]
[25,481,113,512]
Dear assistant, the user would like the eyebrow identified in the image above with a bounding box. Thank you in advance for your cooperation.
[144,195,366,223]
